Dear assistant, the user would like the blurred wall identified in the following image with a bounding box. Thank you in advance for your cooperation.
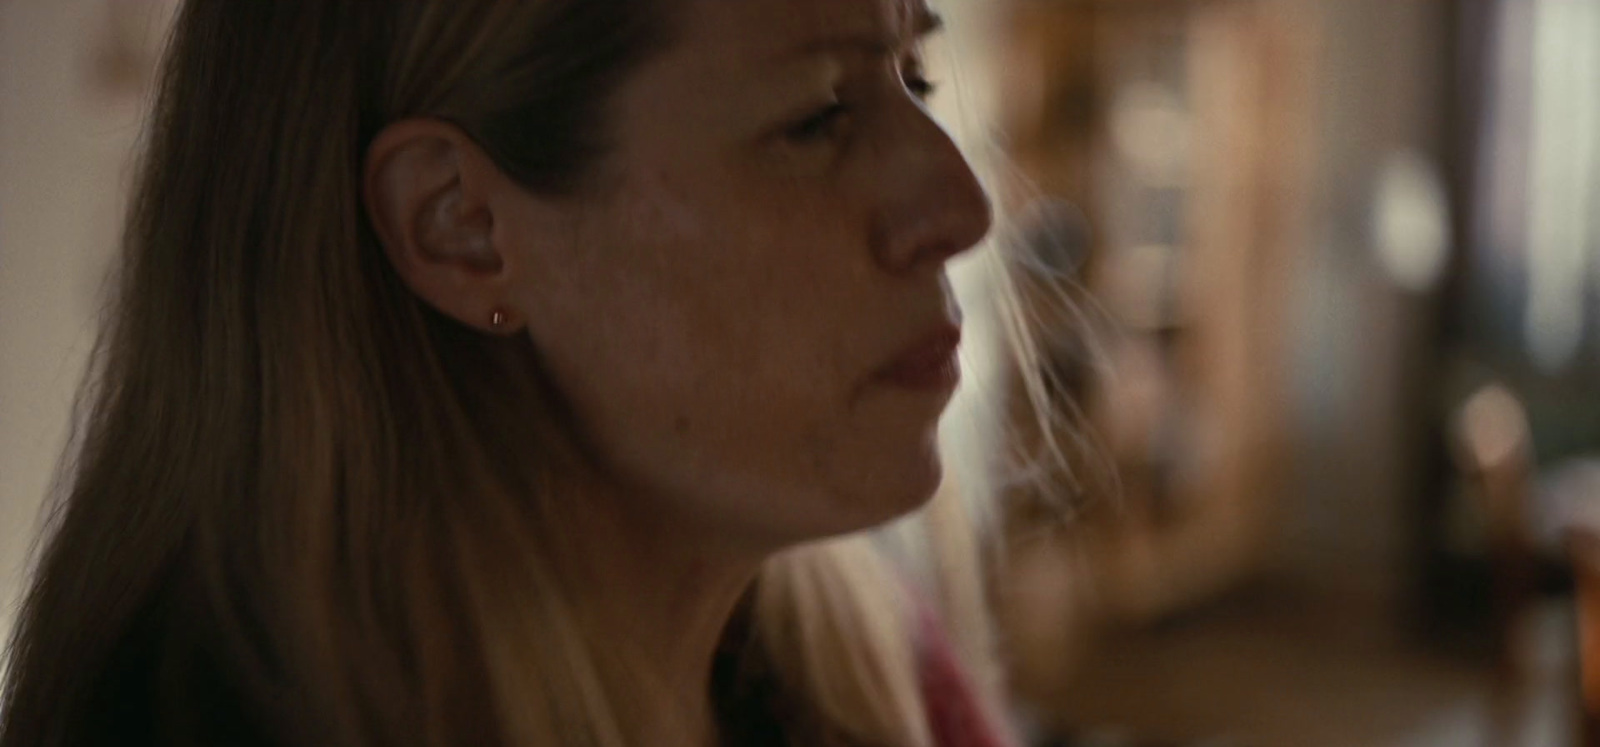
[1282,0,1452,604]
[0,0,153,644]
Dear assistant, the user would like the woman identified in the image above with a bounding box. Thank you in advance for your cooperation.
[1,0,1038,744]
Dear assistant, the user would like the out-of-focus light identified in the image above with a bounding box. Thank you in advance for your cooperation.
[1456,384,1529,471]
[1109,82,1191,188]
[1371,150,1452,294]
[1524,0,1600,374]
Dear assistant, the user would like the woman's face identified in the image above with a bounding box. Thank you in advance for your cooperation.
[505,0,991,544]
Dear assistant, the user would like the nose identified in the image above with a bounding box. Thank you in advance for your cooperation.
[870,111,994,275]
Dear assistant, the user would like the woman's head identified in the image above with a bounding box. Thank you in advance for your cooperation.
[2,1,1000,745]
[369,0,991,546]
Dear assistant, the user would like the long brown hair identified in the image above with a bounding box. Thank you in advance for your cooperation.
[5,1,667,743]
[1,2,1020,746]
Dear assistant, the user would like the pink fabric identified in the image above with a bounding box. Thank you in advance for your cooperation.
[916,608,1014,747]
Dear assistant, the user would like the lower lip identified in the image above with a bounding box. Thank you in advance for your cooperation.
[874,353,961,391]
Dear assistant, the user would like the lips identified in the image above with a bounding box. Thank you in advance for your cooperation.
[873,325,962,391]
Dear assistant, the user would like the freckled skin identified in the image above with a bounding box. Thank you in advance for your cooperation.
[501,0,992,547]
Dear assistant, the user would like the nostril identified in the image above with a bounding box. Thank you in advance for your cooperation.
[941,187,995,260]
[915,239,967,270]
[967,188,996,245]
[874,190,993,275]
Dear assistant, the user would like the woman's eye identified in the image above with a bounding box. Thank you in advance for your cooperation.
[902,53,939,101]
[785,103,851,144]
[904,74,939,101]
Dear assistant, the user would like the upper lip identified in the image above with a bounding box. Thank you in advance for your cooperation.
[874,324,963,379]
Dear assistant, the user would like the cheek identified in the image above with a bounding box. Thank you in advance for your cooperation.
[523,174,941,537]
[590,172,850,396]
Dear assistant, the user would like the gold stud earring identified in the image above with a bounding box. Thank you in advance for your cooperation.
[490,309,508,330]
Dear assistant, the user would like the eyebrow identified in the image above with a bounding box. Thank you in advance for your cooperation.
[783,10,945,61]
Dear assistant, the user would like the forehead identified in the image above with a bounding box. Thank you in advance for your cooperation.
[678,0,932,59]
[595,0,937,167]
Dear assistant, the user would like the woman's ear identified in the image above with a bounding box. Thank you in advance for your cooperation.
[364,119,521,333]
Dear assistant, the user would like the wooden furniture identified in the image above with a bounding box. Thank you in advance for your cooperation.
[1453,383,1600,746]
[992,2,1318,730]
[996,0,1314,625]
[1572,528,1600,747]
[1452,384,1538,745]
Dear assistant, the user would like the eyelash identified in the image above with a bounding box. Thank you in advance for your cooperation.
[786,102,850,143]
[904,71,939,101]
[783,73,940,144]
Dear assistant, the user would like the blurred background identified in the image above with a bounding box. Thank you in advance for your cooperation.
[2,1,1599,745]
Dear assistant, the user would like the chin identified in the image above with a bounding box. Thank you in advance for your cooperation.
[731,429,949,544]
[826,449,946,535]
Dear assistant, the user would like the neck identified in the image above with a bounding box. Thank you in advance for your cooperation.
[548,476,768,747]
